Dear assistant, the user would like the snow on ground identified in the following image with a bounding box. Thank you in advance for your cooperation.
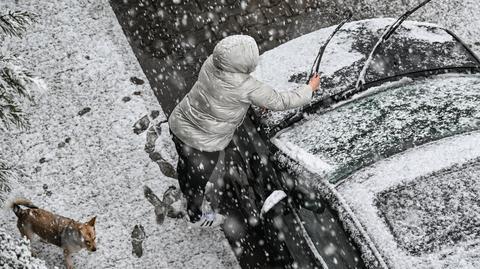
[0,228,48,269]
[1,1,477,268]
[0,1,238,268]
[336,131,480,269]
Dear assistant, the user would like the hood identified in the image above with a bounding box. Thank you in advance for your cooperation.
[212,35,259,74]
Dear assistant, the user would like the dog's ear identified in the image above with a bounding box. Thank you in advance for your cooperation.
[86,216,96,226]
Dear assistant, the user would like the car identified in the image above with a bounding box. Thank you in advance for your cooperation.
[241,17,480,269]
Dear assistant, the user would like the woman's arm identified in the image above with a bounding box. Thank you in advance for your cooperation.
[247,74,321,111]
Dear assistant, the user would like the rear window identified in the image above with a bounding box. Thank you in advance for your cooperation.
[273,75,480,183]
[375,157,480,256]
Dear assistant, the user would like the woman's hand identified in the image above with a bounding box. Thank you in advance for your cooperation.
[308,73,321,92]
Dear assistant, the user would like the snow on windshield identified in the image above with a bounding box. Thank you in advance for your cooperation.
[336,131,480,269]
[251,18,475,131]
[253,18,452,94]
[252,20,363,93]
[272,75,480,183]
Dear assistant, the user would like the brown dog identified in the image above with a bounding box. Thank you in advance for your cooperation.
[10,198,97,269]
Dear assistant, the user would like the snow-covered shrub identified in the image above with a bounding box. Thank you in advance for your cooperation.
[0,229,48,269]
[0,10,43,205]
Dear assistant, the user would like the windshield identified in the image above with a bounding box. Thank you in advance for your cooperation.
[253,19,480,135]
[272,75,480,183]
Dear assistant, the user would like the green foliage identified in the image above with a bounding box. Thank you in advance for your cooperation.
[0,59,36,130]
[0,161,14,204]
[0,10,37,131]
[0,10,37,38]
[0,10,38,204]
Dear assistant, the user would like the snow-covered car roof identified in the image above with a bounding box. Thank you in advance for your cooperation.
[274,116,480,268]
[336,131,480,269]
[252,18,480,136]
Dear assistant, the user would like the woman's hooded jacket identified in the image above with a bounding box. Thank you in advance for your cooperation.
[169,35,312,152]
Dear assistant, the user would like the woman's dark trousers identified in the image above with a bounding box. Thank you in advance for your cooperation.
[171,133,220,222]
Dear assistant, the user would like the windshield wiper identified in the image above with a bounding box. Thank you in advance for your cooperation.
[270,13,352,136]
[307,11,353,83]
[270,0,434,138]
[355,0,434,91]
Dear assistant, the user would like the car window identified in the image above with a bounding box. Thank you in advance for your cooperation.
[252,19,480,134]
[376,157,480,256]
[273,75,480,183]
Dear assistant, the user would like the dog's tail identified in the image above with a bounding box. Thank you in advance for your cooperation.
[9,198,38,217]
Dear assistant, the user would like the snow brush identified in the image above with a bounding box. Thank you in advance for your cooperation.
[307,11,353,84]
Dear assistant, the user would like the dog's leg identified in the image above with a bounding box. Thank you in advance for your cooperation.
[17,220,36,255]
[63,249,74,269]
[17,221,34,242]
[17,221,37,256]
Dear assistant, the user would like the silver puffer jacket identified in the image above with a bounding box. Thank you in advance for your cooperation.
[168,35,312,152]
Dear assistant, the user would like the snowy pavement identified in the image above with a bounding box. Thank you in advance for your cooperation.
[0,1,238,268]
[1,0,479,269]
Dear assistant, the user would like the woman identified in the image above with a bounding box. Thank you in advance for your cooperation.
[169,35,320,228]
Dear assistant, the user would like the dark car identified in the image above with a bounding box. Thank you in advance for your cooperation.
[218,18,480,269]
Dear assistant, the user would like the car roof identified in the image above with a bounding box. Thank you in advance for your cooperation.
[335,130,480,268]
[252,18,480,137]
